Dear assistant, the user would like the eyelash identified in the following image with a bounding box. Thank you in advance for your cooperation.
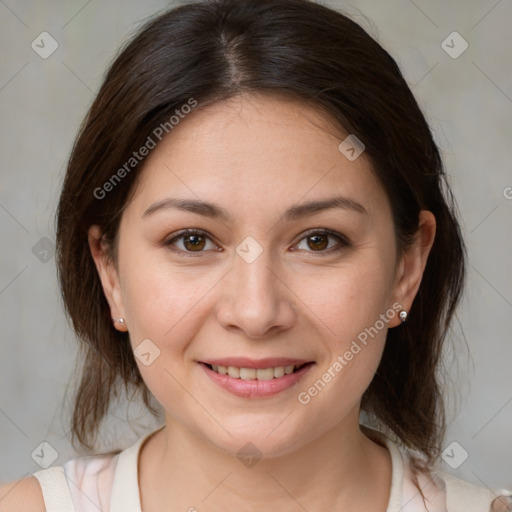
[162,228,351,257]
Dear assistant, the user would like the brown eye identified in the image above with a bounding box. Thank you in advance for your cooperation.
[295,230,350,254]
[183,233,206,251]
[164,229,217,255]
[307,233,329,251]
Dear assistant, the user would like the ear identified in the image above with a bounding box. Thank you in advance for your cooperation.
[389,210,436,327]
[88,225,127,332]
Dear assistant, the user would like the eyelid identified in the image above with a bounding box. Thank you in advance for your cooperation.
[290,229,351,257]
[163,228,350,256]
[162,228,219,256]
[294,228,351,248]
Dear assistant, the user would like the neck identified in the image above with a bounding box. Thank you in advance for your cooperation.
[139,412,392,511]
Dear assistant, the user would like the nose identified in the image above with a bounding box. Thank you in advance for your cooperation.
[216,242,297,339]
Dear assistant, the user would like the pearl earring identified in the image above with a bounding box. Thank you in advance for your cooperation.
[113,317,126,325]
[399,310,408,323]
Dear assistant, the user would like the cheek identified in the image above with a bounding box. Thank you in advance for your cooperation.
[293,253,395,407]
[295,254,394,344]
[120,243,204,335]
[119,246,227,380]
[118,252,211,422]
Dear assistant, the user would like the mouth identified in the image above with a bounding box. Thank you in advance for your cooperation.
[201,362,312,380]
[198,359,315,398]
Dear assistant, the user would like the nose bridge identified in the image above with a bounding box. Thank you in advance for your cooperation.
[233,234,279,306]
[217,234,295,337]
[238,245,277,292]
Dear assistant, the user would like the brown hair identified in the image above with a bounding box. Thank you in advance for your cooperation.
[56,0,466,467]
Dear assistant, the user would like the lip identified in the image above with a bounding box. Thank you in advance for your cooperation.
[198,361,315,398]
[199,357,312,369]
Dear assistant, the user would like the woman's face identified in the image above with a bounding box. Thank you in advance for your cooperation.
[91,93,430,457]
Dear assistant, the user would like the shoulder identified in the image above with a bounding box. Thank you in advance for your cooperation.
[0,476,47,512]
[398,443,510,511]
[434,469,512,512]
[362,425,512,512]
[404,454,511,512]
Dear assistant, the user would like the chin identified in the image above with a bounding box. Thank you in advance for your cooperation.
[198,418,311,461]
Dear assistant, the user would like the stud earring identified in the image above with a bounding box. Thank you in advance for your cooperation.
[112,317,127,330]
[399,310,408,323]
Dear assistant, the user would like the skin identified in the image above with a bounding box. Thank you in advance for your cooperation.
[88,93,436,512]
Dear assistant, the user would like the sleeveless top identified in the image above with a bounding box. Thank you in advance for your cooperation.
[32,424,511,512]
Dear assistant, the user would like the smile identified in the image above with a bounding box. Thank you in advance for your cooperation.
[206,363,309,380]
[198,359,315,398]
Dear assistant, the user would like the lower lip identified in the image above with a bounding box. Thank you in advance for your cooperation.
[199,363,314,398]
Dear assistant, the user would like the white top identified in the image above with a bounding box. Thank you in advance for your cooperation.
[32,424,509,512]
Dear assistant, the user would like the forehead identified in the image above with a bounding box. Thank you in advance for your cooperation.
[125,93,389,220]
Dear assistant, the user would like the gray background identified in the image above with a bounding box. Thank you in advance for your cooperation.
[0,0,511,492]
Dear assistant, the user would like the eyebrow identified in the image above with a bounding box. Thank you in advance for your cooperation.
[142,196,368,222]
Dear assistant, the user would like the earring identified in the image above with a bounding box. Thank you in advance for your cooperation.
[112,317,127,330]
[399,310,408,323]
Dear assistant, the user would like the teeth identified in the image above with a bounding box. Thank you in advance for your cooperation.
[255,368,274,380]
[284,365,294,375]
[239,367,256,380]
[274,366,285,378]
[227,366,240,378]
[209,364,304,379]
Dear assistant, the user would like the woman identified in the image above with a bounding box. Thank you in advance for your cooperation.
[1,0,510,510]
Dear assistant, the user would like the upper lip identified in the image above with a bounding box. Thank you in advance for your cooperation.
[199,357,314,369]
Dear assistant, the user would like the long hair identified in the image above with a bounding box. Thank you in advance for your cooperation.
[55,0,466,467]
